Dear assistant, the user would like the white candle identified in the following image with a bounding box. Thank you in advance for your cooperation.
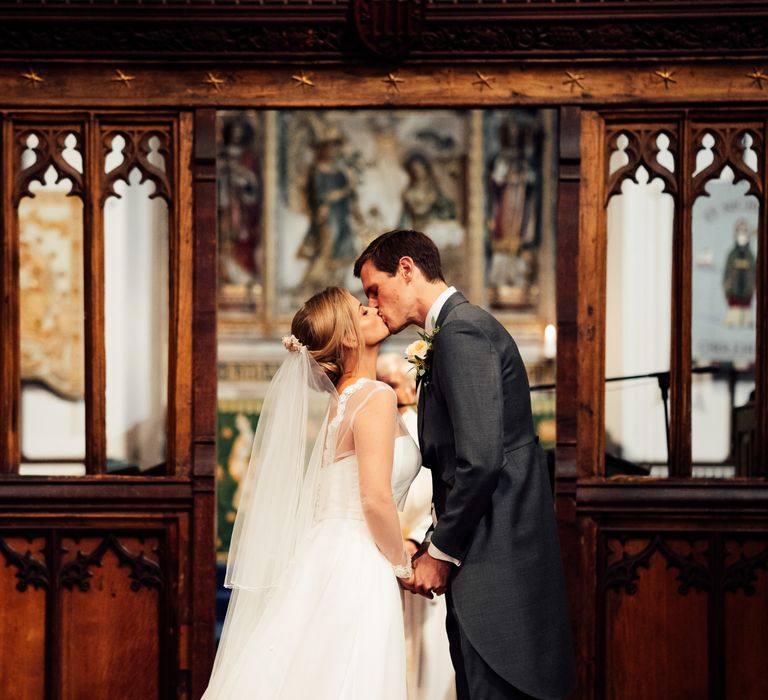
[543,324,557,360]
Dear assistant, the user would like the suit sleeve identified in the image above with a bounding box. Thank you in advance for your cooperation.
[429,320,504,562]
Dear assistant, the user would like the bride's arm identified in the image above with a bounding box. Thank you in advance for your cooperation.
[353,388,413,579]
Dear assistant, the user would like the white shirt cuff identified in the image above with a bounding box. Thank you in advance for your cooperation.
[428,542,461,567]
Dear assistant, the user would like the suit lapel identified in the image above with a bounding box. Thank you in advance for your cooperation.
[418,291,467,448]
[435,291,468,329]
[417,383,425,447]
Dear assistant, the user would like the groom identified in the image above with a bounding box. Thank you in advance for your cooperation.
[354,230,575,700]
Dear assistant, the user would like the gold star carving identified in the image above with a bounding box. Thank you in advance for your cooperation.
[654,68,677,89]
[472,71,495,91]
[112,69,135,87]
[204,72,225,91]
[747,68,768,89]
[292,72,315,88]
[383,73,405,91]
[21,69,44,85]
[562,71,585,92]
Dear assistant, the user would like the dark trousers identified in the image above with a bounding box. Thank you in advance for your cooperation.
[445,590,538,700]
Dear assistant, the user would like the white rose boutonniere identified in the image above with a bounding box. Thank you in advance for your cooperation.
[405,324,440,388]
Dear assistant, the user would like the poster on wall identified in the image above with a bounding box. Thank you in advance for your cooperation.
[692,178,758,366]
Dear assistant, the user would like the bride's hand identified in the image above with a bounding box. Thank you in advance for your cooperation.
[397,573,418,594]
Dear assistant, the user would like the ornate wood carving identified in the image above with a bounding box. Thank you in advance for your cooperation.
[0,537,50,591]
[101,127,172,205]
[0,6,767,61]
[604,534,711,595]
[605,126,678,203]
[60,534,163,592]
[604,532,768,597]
[353,0,426,59]
[13,126,85,205]
[722,539,768,596]
[690,124,764,200]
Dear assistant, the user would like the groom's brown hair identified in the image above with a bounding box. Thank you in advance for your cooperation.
[353,229,445,282]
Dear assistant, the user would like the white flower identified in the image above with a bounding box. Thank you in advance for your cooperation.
[282,334,303,352]
[405,339,429,361]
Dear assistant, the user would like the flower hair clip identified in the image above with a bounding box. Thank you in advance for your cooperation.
[282,334,304,352]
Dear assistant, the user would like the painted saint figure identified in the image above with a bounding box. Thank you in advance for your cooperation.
[398,151,456,232]
[296,127,361,292]
[218,116,263,308]
[487,119,539,308]
[723,218,757,328]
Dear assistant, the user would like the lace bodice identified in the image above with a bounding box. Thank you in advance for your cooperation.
[315,379,421,522]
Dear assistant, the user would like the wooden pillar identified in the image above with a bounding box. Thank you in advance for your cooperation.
[190,107,217,699]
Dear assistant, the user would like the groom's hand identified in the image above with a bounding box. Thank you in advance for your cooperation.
[412,552,451,598]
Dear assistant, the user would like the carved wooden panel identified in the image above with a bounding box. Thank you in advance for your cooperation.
[600,531,768,699]
[100,125,172,205]
[0,528,172,699]
[60,535,162,699]
[0,536,46,700]
[605,125,679,204]
[690,123,763,200]
[724,539,768,699]
[0,2,767,61]
[602,534,710,698]
[13,124,85,205]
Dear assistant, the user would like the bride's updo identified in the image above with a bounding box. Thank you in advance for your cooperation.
[290,287,362,385]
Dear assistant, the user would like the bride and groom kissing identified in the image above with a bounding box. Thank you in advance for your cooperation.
[204,229,576,700]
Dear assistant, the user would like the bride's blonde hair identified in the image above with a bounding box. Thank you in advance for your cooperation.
[291,287,362,385]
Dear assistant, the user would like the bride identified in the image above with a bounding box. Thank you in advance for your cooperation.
[203,286,422,699]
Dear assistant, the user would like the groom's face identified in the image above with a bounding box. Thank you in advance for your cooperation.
[359,260,411,334]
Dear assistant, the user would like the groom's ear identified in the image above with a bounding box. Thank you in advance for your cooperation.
[398,256,416,282]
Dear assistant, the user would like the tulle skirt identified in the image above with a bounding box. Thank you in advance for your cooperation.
[203,518,407,699]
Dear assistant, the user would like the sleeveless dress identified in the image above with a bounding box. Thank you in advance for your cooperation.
[203,378,422,699]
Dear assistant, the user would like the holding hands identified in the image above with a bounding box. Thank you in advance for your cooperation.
[399,547,452,599]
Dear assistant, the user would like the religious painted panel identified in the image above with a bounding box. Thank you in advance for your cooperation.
[274,109,470,318]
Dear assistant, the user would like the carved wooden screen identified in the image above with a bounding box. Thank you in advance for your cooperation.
[579,110,766,479]
[0,112,193,477]
[0,109,214,700]
[573,110,768,699]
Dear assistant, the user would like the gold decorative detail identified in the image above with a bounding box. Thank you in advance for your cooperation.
[747,68,768,89]
[383,72,405,91]
[562,71,585,92]
[21,69,44,85]
[292,72,315,88]
[204,72,225,91]
[472,71,495,91]
[112,69,135,87]
[654,68,677,89]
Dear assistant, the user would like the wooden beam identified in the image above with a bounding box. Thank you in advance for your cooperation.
[1,63,768,109]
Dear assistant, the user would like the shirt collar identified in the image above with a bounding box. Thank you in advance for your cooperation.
[425,286,457,334]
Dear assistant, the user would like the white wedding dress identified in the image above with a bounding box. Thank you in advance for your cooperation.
[204,378,422,699]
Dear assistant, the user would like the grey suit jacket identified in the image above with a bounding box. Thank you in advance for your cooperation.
[417,292,576,700]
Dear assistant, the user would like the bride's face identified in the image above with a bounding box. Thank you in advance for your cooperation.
[347,292,389,347]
